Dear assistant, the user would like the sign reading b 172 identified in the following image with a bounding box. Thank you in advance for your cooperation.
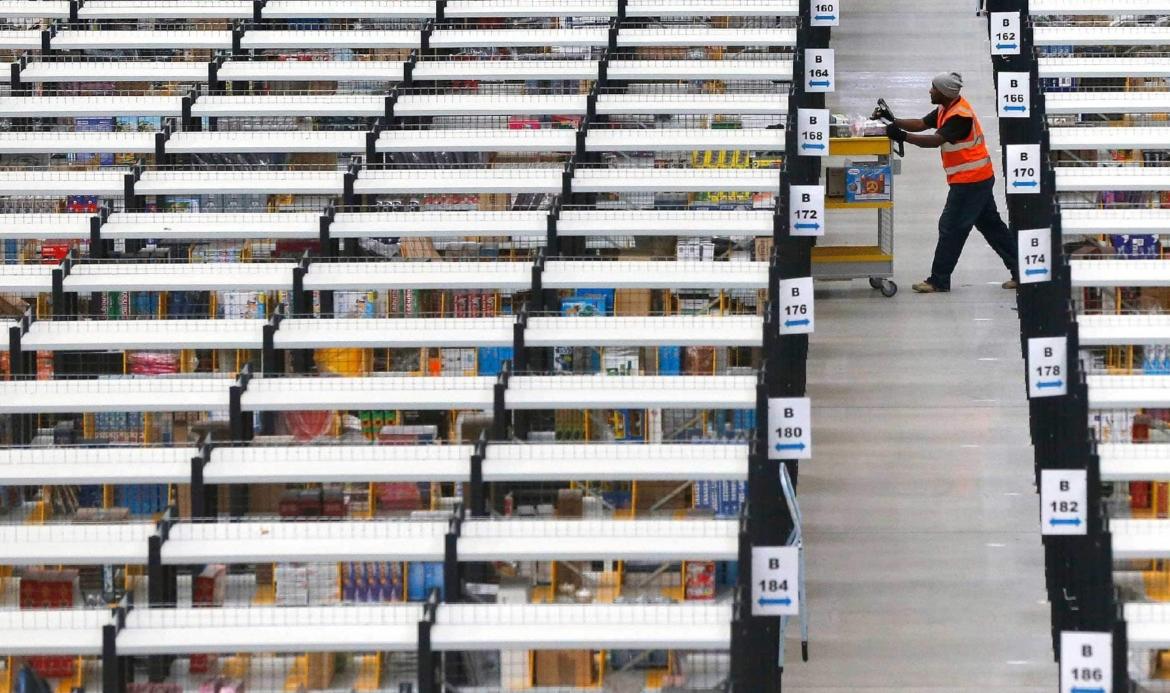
[789,185,825,236]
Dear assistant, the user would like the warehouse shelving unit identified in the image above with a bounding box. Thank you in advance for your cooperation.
[0,0,833,691]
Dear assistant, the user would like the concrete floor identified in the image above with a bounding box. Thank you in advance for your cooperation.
[781,1,1056,690]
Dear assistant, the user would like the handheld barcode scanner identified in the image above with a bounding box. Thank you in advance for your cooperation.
[871,98,905,157]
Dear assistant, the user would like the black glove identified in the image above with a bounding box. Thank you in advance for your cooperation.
[885,123,907,143]
[872,101,895,122]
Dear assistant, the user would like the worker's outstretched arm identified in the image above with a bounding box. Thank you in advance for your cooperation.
[903,132,947,148]
[891,117,928,132]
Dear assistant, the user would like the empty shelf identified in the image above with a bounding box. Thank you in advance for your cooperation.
[263,0,436,19]
[0,265,55,293]
[80,0,253,18]
[51,29,233,50]
[585,128,783,152]
[0,169,127,197]
[1125,602,1170,649]
[355,167,564,195]
[1046,91,1170,115]
[20,60,208,83]
[1110,518,1170,559]
[572,167,780,193]
[274,317,514,349]
[1077,314,1170,346]
[330,210,549,238]
[429,28,609,48]
[0,95,183,118]
[607,58,793,81]
[394,93,587,117]
[1070,259,1170,288]
[240,375,496,412]
[377,128,577,153]
[167,130,367,154]
[458,518,739,562]
[506,374,757,410]
[1031,0,1170,14]
[0,1,69,19]
[1055,167,1170,192]
[0,445,195,485]
[64,262,297,293]
[0,522,153,565]
[412,59,599,82]
[433,603,732,651]
[304,260,532,291]
[136,170,345,196]
[627,0,797,16]
[1040,57,1170,79]
[23,318,264,351]
[483,442,749,482]
[1087,374,1170,409]
[192,94,386,118]
[1035,26,1170,46]
[118,604,426,655]
[0,212,93,239]
[0,377,233,414]
[1099,444,1170,482]
[544,259,768,290]
[102,211,323,240]
[444,0,616,17]
[0,30,46,50]
[203,444,475,484]
[596,92,787,115]
[558,209,774,237]
[240,29,421,50]
[0,609,108,656]
[162,520,448,564]
[218,60,404,83]
[526,315,763,347]
[618,27,796,47]
[1060,208,1170,236]
[1051,126,1170,150]
[0,131,156,154]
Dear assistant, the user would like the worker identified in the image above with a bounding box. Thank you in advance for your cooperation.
[879,72,1019,293]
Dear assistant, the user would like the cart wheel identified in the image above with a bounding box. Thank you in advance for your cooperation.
[880,280,898,297]
[868,277,883,290]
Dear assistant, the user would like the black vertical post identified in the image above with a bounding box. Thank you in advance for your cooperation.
[101,624,121,693]
[469,434,486,518]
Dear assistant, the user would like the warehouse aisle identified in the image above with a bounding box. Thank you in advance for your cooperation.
[783,1,1056,689]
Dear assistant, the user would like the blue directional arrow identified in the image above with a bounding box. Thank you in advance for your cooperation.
[794,222,821,231]
[1069,687,1105,693]
[1049,517,1082,527]
[759,597,792,606]
[814,14,836,20]
[809,80,832,88]
[784,319,811,328]
[801,143,826,151]
[1024,268,1049,276]
[775,442,806,452]
[1036,380,1064,390]
[1004,105,1027,112]
[996,43,1018,50]
[1012,180,1039,188]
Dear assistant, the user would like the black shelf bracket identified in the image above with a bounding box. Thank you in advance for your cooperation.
[492,360,511,441]
[469,432,487,517]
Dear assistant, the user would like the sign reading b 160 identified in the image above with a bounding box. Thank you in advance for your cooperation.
[810,1,840,26]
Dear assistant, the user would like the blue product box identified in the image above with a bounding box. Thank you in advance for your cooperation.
[845,163,893,202]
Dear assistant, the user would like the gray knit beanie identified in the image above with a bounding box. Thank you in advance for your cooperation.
[932,72,963,99]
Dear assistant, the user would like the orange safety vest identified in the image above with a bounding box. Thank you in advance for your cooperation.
[936,96,995,185]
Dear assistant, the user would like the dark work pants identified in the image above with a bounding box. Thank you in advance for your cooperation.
[928,176,1018,290]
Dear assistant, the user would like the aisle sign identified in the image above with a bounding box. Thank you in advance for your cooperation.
[778,277,815,335]
[768,397,811,460]
[797,109,830,158]
[990,12,1021,56]
[1017,227,1052,285]
[751,546,800,616]
[998,72,1031,118]
[1041,469,1087,536]
[804,49,835,93]
[1027,336,1067,398]
[789,184,825,236]
[810,1,840,27]
[1006,144,1041,194]
[1060,631,1112,693]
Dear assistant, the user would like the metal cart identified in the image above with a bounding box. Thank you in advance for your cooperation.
[812,137,897,297]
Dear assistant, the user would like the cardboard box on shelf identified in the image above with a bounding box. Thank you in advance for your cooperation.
[636,481,690,514]
[826,166,847,198]
[305,652,335,690]
[615,289,652,316]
